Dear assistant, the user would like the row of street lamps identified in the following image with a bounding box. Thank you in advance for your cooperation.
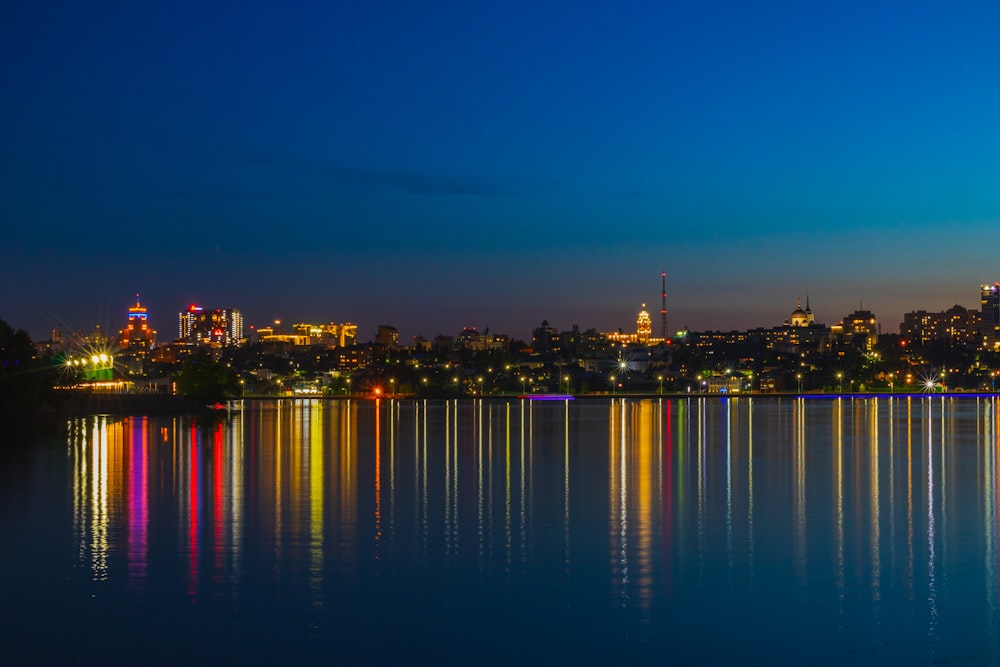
[331,369,953,398]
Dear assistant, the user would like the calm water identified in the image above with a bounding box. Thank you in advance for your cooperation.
[3,396,1000,665]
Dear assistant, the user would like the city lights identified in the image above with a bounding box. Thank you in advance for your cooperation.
[34,277,1000,400]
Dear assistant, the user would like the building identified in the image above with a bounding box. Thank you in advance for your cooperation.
[836,309,879,351]
[531,321,560,353]
[900,305,980,346]
[455,327,508,352]
[604,305,666,346]
[118,295,157,354]
[255,322,358,348]
[297,322,357,348]
[376,324,399,348]
[636,304,652,344]
[682,296,835,357]
[785,297,815,327]
[178,305,244,346]
[982,283,1000,351]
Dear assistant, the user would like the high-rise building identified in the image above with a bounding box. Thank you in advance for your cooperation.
[981,284,1000,350]
[178,305,244,346]
[376,324,399,348]
[118,295,157,357]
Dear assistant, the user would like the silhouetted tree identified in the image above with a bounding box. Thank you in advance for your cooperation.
[175,349,240,404]
[0,318,54,419]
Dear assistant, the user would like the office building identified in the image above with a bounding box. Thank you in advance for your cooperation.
[178,305,244,346]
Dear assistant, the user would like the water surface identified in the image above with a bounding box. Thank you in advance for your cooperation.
[3,397,999,665]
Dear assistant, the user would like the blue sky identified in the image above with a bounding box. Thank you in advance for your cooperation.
[3,1,1000,343]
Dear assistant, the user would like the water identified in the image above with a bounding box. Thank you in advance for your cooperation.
[3,396,999,665]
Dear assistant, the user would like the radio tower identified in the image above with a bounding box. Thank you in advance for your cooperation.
[660,270,668,342]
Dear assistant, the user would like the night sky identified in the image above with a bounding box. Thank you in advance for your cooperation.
[4,1,1000,344]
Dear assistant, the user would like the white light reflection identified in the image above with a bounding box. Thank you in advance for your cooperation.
[747,398,754,585]
[870,399,880,607]
[520,397,528,568]
[926,398,938,648]
[70,416,119,582]
[986,397,1000,648]
[563,399,570,574]
[697,397,705,577]
[834,397,844,608]
[445,400,451,559]
[610,399,630,605]
[725,397,733,584]
[505,402,513,571]
[793,397,806,587]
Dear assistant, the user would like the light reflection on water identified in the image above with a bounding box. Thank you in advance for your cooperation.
[23,396,1000,663]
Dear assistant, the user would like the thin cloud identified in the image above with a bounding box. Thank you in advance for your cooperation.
[216,146,548,197]
[170,186,317,200]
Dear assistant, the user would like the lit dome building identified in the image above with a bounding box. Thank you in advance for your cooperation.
[786,296,815,327]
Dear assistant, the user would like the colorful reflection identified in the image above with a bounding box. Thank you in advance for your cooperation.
[61,397,1000,662]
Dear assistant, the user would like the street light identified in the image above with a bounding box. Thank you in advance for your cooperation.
[796,373,802,393]
[563,375,570,395]
[520,375,526,395]
[657,374,664,395]
[610,374,616,396]
[478,377,484,396]
[836,372,843,393]
[389,378,395,397]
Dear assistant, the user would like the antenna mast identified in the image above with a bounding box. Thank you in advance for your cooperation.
[660,270,668,341]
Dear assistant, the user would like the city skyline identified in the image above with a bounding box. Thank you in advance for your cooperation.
[22,280,997,348]
[4,2,1000,343]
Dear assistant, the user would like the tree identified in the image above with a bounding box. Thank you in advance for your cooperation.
[0,318,54,419]
[174,349,240,404]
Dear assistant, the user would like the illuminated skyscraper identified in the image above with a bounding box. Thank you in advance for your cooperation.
[118,295,157,357]
[178,305,244,346]
[981,283,1000,350]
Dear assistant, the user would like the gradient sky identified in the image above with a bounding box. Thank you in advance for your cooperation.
[3,1,1000,343]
